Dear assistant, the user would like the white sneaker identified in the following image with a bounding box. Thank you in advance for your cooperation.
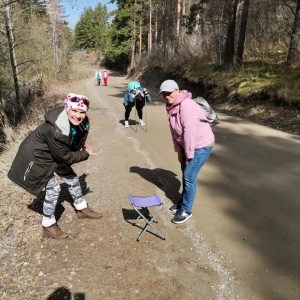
[139,120,145,126]
[124,121,129,128]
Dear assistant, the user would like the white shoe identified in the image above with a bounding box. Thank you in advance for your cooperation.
[139,120,145,126]
[124,121,129,128]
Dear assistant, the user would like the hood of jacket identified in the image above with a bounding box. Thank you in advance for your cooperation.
[45,106,70,136]
[166,90,192,111]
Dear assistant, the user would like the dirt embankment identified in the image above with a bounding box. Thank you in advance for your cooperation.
[137,65,300,136]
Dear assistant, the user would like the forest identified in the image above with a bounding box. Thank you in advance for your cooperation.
[1,0,300,147]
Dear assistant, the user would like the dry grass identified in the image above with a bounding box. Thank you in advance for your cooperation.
[69,50,99,81]
[0,61,92,274]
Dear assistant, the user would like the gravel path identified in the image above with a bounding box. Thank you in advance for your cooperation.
[1,67,299,300]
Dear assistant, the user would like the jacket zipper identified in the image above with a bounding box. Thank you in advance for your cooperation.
[24,161,34,181]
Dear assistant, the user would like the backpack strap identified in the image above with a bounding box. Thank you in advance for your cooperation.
[179,102,210,124]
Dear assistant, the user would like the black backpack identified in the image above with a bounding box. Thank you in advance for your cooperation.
[193,97,220,126]
[135,91,144,102]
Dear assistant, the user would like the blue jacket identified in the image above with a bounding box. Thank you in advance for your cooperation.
[123,87,152,108]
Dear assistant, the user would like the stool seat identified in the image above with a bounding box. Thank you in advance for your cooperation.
[128,194,165,241]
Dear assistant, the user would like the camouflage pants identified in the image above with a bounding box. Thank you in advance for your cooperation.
[42,171,87,227]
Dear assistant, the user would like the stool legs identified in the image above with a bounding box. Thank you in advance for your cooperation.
[133,204,165,241]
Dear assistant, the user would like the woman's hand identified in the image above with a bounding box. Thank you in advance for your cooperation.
[177,151,185,164]
[178,150,189,165]
[84,145,97,156]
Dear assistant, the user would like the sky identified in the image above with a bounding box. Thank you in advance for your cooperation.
[61,0,116,29]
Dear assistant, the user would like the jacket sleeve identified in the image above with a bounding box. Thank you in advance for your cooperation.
[172,134,183,153]
[180,102,201,159]
[123,93,134,107]
[123,93,129,107]
[145,94,152,102]
[45,127,89,165]
[168,108,182,153]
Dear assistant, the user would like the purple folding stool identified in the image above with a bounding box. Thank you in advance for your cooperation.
[128,193,165,241]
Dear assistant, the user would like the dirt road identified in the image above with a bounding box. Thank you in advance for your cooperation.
[1,71,299,300]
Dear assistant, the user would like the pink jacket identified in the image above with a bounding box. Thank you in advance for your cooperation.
[166,90,215,159]
[103,70,109,78]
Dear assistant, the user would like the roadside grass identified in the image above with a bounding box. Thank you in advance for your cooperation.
[129,56,300,135]
[140,57,300,107]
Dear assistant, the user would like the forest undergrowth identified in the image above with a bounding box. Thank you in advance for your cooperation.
[133,60,300,137]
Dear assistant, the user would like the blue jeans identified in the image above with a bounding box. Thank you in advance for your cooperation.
[179,146,213,213]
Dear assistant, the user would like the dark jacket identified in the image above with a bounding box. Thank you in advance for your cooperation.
[8,107,90,196]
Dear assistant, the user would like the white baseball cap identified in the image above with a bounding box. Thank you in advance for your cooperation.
[159,80,179,94]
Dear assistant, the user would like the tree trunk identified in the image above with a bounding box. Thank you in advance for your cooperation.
[4,4,20,108]
[148,0,152,53]
[162,0,167,58]
[224,0,239,66]
[47,0,64,75]
[154,3,158,53]
[286,0,300,68]
[130,0,137,68]
[139,2,142,58]
[175,0,181,53]
[237,0,250,65]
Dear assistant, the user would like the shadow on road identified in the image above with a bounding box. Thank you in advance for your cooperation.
[129,166,181,203]
[204,117,300,299]
[46,287,85,300]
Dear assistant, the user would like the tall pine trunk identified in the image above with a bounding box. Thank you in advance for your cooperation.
[237,0,250,65]
[4,4,20,108]
[148,0,152,53]
[130,0,137,68]
[224,0,239,66]
[286,0,300,68]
